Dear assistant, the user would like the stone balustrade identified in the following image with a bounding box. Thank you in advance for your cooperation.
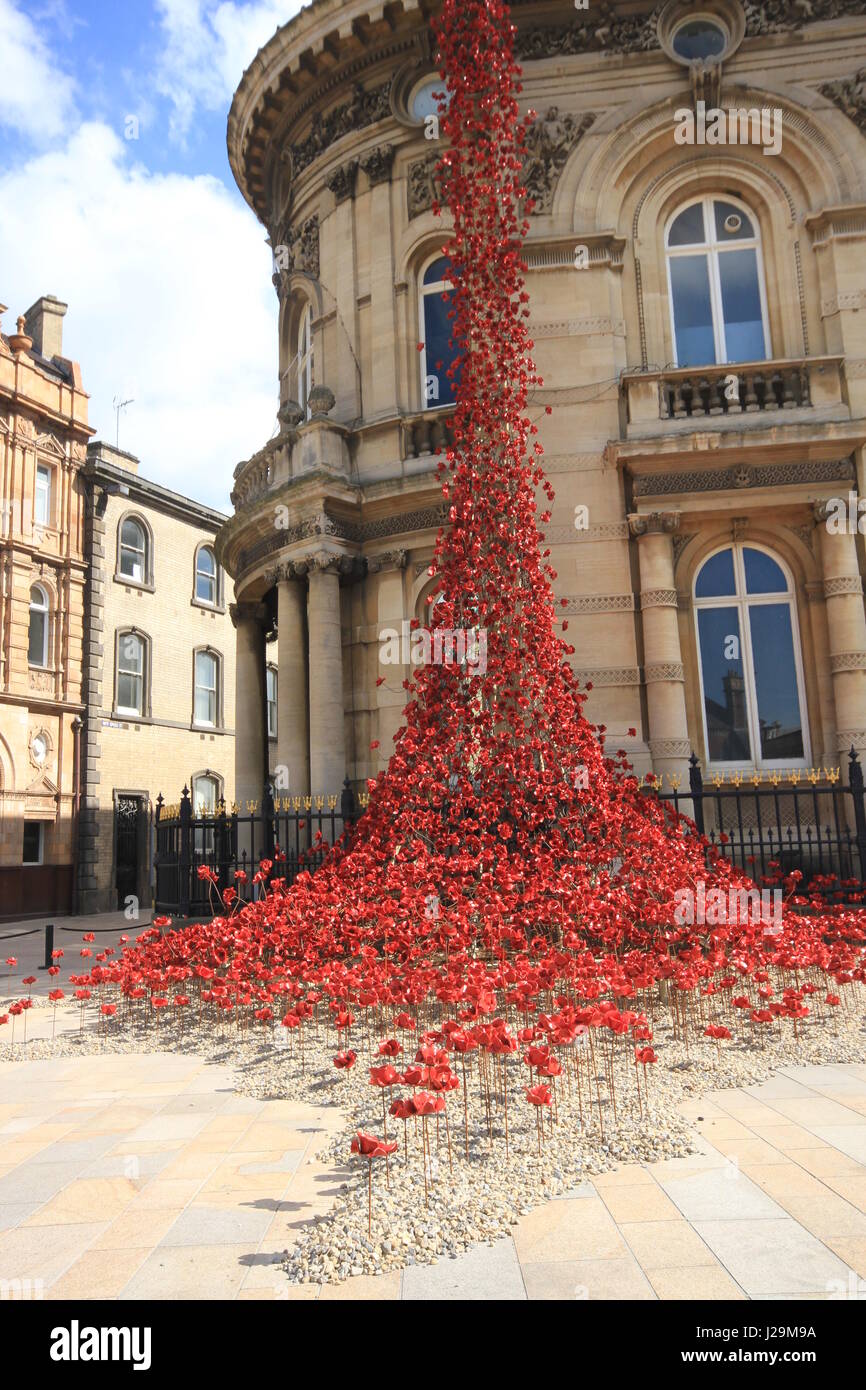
[400,408,457,460]
[621,356,845,429]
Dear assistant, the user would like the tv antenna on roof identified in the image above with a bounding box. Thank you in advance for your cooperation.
[112,394,134,449]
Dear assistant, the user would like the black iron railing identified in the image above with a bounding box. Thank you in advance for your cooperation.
[647,749,866,901]
[152,751,866,915]
[153,780,363,915]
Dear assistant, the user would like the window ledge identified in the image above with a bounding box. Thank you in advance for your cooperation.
[191,597,225,614]
[113,573,155,593]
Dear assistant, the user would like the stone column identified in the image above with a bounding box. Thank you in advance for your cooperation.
[231,601,268,812]
[630,512,692,785]
[369,550,409,777]
[277,566,310,795]
[814,502,866,758]
[306,553,346,795]
[359,145,397,417]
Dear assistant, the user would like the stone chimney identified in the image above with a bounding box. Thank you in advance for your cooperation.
[23,295,68,360]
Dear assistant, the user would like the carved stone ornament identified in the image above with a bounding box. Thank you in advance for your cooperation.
[516,4,662,61]
[360,144,395,186]
[742,0,864,38]
[307,385,336,418]
[287,82,392,181]
[408,152,445,219]
[271,216,320,296]
[366,549,408,574]
[408,107,594,220]
[325,158,359,203]
[628,511,681,537]
[820,67,866,133]
[635,458,855,499]
[520,107,595,214]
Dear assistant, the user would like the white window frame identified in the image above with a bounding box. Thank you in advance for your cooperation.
[192,773,219,816]
[419,254,456,411]
[34,465,51,526]
[28,584,50,668]
[266,666,277,739]
[22,822,44,866]
[194,650,218,728]
[119,517,147,583]
[693,542,810,772]
[665,194,771,367]
[116,631,145,717]
[195,545,218,605]
[298,304,314,418]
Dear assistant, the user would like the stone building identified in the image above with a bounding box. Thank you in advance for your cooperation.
[76,443,248,913]
[0,296,91,918]
[220,0,866,813]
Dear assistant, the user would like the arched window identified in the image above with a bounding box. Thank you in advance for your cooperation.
[28,585,49,668]
[192,773,220,815]
[297,304,314,417]
[193,649,220,727]
[694,544,807,767]
[191,772,221,858]
[266,666,277,739]
[195,544,218,605]
[419,255,460,409]
[116,631,146,716]
[666,196,769,366]
[119,517,148,583]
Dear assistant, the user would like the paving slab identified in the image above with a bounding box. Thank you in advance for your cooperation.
[401,1235,526,1300]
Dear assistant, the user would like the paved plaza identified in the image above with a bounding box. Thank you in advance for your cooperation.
[1,1005,865,1300]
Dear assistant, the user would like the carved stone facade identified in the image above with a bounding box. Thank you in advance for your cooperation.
[0,297,91,917]
[223,0,866,800]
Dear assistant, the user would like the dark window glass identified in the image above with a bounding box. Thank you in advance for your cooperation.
[672,20,726,62]
[717,248,765,361]
[669,254,716,365]
[743,547,786,594]
[749,605,804,760]
[714,199,755,241]
[668,202,706,247]
[22,822,43,864]
[695,548,736,599]
[423,259,460,407]
[698,607,752,762]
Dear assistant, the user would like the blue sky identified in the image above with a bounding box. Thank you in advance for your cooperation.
[0,0,308,509]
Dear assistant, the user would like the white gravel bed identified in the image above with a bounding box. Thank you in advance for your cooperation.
[1,992,864,1284]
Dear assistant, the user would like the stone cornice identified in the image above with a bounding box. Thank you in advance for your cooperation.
[804,204,866,249]
[634,458,856,499]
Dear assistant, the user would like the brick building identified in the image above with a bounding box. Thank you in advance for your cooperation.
[76,444,246,913]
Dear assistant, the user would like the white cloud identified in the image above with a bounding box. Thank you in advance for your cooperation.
[0,120,278,510]
[154,0,305,141]
[0,0,78,141]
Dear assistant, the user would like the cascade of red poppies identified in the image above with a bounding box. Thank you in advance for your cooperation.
[98,0,865,1057]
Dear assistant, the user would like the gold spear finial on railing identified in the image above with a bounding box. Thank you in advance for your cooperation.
[327,794,338,809]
